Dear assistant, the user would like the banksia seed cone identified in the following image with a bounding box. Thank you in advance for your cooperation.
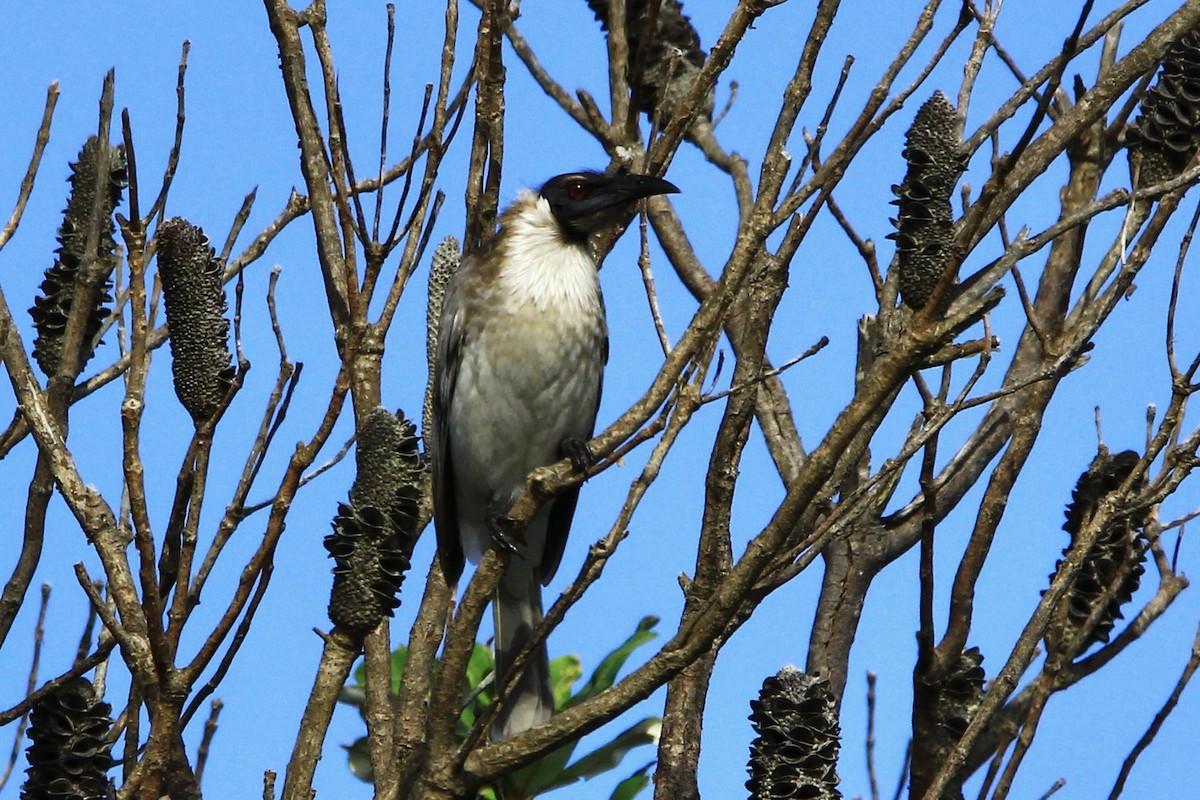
[888,91,964,309]
[1127,28,1200,189]
[746,667,842,800]
[21,677,114,800]
[1046,450,1148,656]
[918,647,985,800]
[326,408,423,635]
[933,647,985,740]
[426,236,460,372]
[586,0,714,129]
[156,218,234,425]
[30,137,126,377]
[424,236,461,441]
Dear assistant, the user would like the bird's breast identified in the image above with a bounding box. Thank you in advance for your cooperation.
[462,232,606,414]
[449,265,606,512]
[455,293,605,432]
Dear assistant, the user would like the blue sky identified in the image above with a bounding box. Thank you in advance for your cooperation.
[0,2,1197,798]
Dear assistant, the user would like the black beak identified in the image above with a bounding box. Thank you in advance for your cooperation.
[602,173,680,206]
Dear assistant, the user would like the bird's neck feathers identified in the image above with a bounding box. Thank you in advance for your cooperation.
[496,190,602,314]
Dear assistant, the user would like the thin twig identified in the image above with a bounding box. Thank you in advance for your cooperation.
[373,4,397,242]
[638,211,671,356]
[1165,199,1200,381]
[0,82,59,251]
[0,641,117,726]
[790,54,855,196]
[1037,779,1067,800]
[0,584,50,793]
[219,188,258,263]
[1107,619,1200,799]
[145,41,190,223]
[866,671,880,800]
[73,583,101,668]
[194,699,224,787]
[180,558,273,726]
[699,337,829,405]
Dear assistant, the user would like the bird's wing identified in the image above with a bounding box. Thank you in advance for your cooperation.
[432,258,469,585]
[542,487,580,586]
[541,329,607,585]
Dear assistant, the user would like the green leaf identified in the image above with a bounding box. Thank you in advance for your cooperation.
[505,738,579,798]
[458,644,497,733]
[465,643,495,690]
[540,717,661,792]
[344,737,373,783]
[551,654,583,709]
[609,762,654,800]
[341,627,662,791]
[568,617,659,707]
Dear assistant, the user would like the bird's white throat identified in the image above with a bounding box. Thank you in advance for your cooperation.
[499,190,602,315]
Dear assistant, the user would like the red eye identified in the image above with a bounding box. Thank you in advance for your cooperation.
[568,180,588,199]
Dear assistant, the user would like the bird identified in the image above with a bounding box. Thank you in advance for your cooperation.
[431,169,680,739]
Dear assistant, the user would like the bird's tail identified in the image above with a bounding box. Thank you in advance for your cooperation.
[492,563,555,740]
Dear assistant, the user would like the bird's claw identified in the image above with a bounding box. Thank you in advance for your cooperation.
[486,513,520,554]
[560,437,595,474]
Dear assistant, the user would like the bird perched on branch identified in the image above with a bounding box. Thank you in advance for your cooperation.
[432,170,679,739]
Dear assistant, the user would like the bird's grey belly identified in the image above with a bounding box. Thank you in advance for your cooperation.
[450,310,602,561]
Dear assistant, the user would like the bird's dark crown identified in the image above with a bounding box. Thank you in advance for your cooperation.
[539,170,679,239]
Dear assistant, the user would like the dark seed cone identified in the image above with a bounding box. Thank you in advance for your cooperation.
[746,667,842,800]
[935,647,986,738]
[424,236,461,443]
[919,647,985,800]
[887,91,964,309]
[21,677,114,800]
[586,0,714,131]
[326,408,424,636]
[1046,450,1148,657]
[30,136,126,378]
[155,218,234,425]
[1127,28,1200,189]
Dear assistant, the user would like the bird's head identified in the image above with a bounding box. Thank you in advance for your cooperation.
[538,170,679,240]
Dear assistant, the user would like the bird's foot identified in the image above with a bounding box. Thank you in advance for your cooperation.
[560,437,595,474]
[486,512,521,554]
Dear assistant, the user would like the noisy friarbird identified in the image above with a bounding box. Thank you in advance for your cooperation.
[431,170,679,738]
